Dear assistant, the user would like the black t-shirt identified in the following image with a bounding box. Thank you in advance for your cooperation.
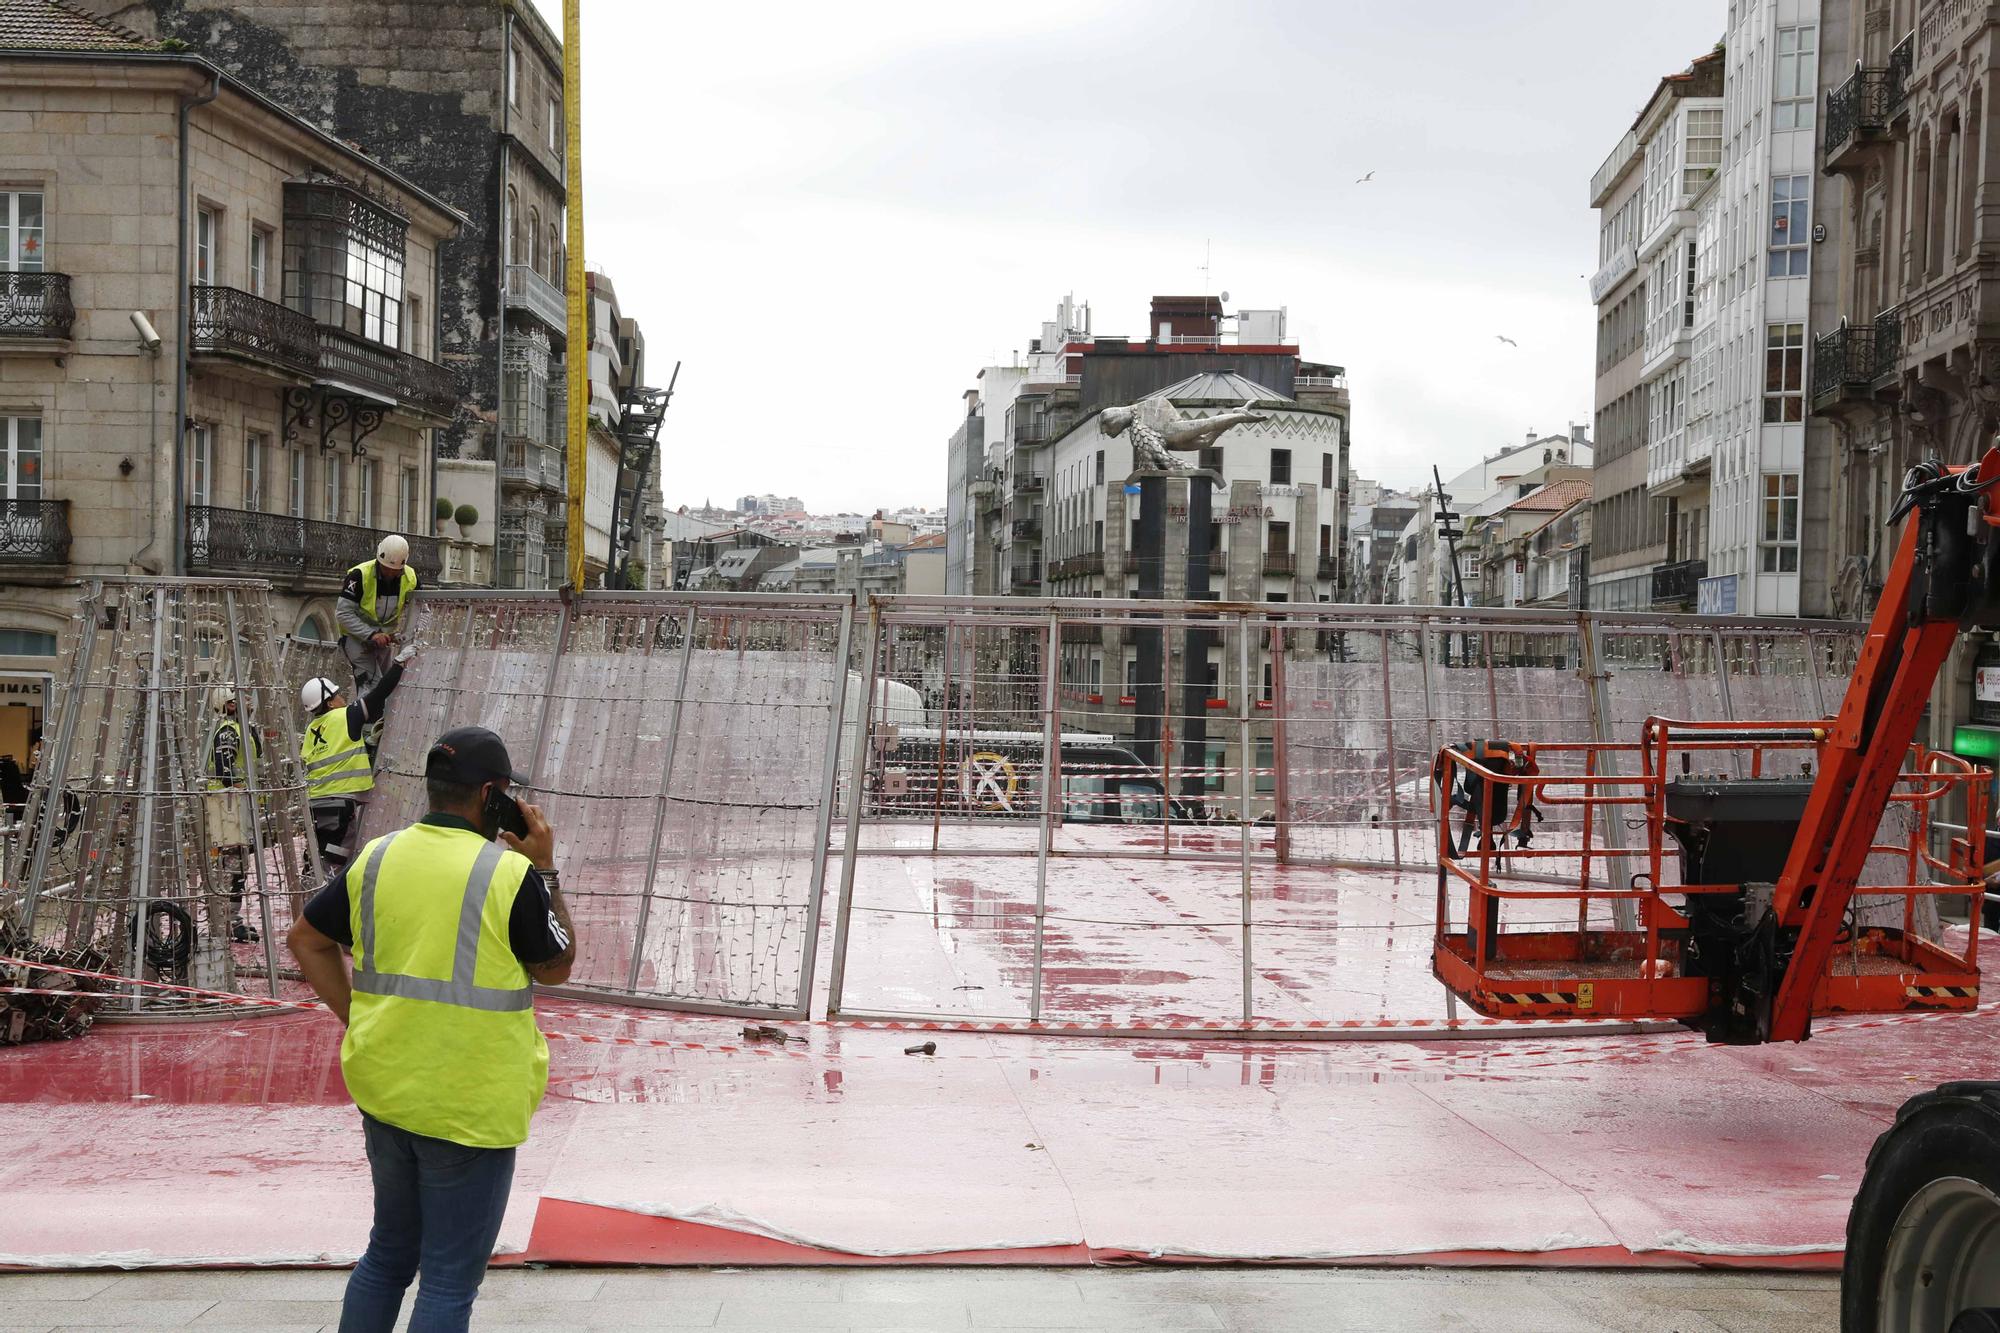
[302,814,569,966]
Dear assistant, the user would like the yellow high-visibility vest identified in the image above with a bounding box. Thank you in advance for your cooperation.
[351,560,417,631]
[301,708,373,798]
[340,823,548,1148]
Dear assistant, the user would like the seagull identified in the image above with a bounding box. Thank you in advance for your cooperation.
[1355,171,1375,184]
[1496,335,1518,348]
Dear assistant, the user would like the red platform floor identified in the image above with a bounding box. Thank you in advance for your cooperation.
[0,859,1993,1272]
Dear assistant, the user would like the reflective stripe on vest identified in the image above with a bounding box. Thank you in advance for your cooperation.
[352,833,532,1013]
[353,560,417,629]
[301,709,373,798]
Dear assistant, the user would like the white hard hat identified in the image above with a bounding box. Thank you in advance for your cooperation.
[208,684,236,712]
[377,534,410,570]
[300,677,342,712]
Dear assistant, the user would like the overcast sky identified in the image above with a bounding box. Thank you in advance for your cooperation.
[539,1,1724,513]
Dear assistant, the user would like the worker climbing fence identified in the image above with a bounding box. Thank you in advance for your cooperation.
[0,578,320,1023]
[362,591,853,1020]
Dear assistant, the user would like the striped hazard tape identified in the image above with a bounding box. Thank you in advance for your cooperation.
[1906,984,1979,1001]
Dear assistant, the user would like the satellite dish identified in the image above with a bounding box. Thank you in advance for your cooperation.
[1219,290,1230,304]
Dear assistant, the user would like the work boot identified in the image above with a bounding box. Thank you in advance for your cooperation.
[231,918,259,944]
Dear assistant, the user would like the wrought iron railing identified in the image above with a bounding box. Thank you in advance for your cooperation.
[317,326,460,420]
[499,435,565,491]
[0,273,74,339]
[185,505,441,585]
[1264,551,1297,576]
[1016,475,1046,494]
[1650,558,1707,606]
[1009,562,1041,588]
[0,498,70,563]
[190,285,319,376]
[1050,550,1105,579]
[1317,555,1340,581]
[1826,34,1913,159]
[1011,518,1042,541]
[503,263,566,333]
[1811,308,1902,405]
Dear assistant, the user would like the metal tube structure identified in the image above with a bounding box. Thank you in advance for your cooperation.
[126,585,169,1012]
[220,588,282,994]
[12,598,97,934]
[1029,610,1059,1023]
[622,606,698,992]
[825,598,881,1018]
[795,600,855,1013]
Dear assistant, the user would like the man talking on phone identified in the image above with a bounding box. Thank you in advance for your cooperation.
[286,725,577,1333]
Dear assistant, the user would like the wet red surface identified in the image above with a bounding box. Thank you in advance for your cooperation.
[0,863,1993,1270]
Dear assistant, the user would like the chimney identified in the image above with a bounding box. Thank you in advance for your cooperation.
[1571,422,1588,445]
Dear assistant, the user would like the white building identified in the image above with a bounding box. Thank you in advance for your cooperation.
[1391,430,1593,607]
[1702,0,1824,616]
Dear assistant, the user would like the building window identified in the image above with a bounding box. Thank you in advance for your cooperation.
[1760,473,1800,573]
[1255,738,1275,794]
[400,464,419,533]
[1763,324,1805,422]
[323,454,343,523]
[186,423,212,507]
[1268,519,1290,555]
[2,415,41,499]
[194,205,218,285]
[358,458,379,528]
[1270,448,1291,484]
[284,180,408,349]
[1321,453,1334,489]
[1769,175,1809,277]
[249,225,272,297]
[288,445,305,518]
[2,191,44,272]
[1094,449,1104,485]
[1683,108,1723,193]
[547,96,560,152]
[1198,446,1222,471]
[504,186,518,267]
[528,207,541,272]
[1774,26,1817,130]
[508,44,520,107]
[243,432,265,512]
[547,225,561,284]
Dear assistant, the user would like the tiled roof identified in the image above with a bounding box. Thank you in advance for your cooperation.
[903,533,948,549]
[1506,479,1592,513]
[0,0,155,51]
[1152,370,1294,406]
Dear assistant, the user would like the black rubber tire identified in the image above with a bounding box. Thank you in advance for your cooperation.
[1844,1082,2000,1332]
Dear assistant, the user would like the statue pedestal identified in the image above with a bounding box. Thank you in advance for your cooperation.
[1126,470,1220,796]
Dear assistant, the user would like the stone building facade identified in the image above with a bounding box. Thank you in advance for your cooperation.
[0,2,464,756]
[91,0,574,588]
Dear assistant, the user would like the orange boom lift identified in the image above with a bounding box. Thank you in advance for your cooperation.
[1432,449,2000,1045]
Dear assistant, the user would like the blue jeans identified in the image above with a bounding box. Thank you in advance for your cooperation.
[338,1112,517,1333]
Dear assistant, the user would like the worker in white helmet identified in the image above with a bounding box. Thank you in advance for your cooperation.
[337,534,420,699]
[200,683,261,942]
[300,641,415,873]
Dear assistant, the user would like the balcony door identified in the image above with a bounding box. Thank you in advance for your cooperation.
[2,193,43,272]
[2,416,41,501]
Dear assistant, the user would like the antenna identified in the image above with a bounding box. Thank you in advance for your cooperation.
[1198,238,1211,295]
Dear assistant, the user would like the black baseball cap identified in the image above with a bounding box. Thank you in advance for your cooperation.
[425,726,531,787]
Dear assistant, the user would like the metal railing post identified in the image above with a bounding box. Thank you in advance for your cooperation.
[1030,609,1060,1022]
[826,597,881,1018]
[12,587,98,935]
[126,585,169,1012]
[624,607,699,992]
[220,588,283,994]
[1239,611,1255,1024]
[794,600,855,1016]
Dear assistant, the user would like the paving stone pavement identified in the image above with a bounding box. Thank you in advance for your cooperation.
[0,1265,1841,1331]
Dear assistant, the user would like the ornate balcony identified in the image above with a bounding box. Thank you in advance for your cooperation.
[1264,551,1297,576]
[0,273,74,341]
[503,263,567,336]
[1011,518,1042,541]
[1811,309,1902,412]
[1009,562,1041,589]
[185,505,440,588]
[1825,33,1913,171]
[0,498,71,564]
[1050,550,1105,579]
[190,285,318,378]
[317,326,460,421]
[1650,558,1707,610]
[1317,554,1340,582]
[499,435,565,492]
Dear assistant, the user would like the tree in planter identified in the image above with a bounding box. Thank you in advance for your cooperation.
[434,497,454,530]
[453,504,479,536]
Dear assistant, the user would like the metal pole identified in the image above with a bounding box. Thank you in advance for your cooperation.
[624,606,698,991]
[561,0,588,591]
[1581,614,1636,932]
[525,600,574,788]
[220,588,282,995]
[825,597,881,1017]
[794,601,854,1016]
[1029,610,1059,1022]
[14,587,98,935]
[127,585,169,1011]
[1238,611,1254,1024]
[1272,620,1290,865]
